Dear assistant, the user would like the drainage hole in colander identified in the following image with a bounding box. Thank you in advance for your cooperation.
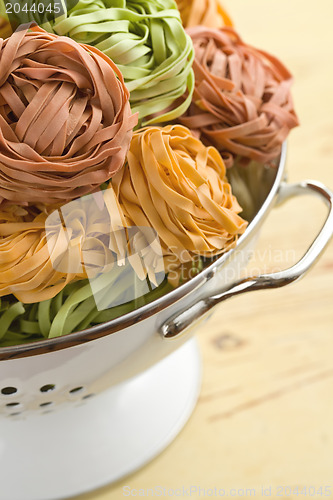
[6,402,21,408]
[82,394,94,400]
[39,402,53,408]
[9,412,21,417]
[40,384,56,393]
[69,386,84,395]
[1,386,17,395]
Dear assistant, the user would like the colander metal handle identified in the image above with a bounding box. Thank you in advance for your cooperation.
[160,180,333,340]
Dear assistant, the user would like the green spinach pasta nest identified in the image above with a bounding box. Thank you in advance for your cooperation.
[0,276,173,346]
[42,0,195,125]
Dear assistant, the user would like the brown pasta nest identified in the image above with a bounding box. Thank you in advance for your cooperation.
[0,26,137,206]
[180,27,299,166]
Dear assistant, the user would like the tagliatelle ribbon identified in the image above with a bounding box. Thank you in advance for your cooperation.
[112,124,247,275]
[0,276,173,345]
[42,0,194,125]
[0,184,165,303]
[0,204,85,303]
[176,0,233,29]
[0,26,137,206]
[180,27,299,166]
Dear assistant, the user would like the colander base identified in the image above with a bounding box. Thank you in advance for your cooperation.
[0,337,201,500]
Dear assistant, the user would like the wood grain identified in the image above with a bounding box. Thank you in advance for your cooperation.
[76,1,333,498]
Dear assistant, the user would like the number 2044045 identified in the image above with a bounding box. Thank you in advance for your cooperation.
[5,2,62,14]
[276,486,332,496]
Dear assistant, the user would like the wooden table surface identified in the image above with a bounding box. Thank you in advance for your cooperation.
[77,1,333,498]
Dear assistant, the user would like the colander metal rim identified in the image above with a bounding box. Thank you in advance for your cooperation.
[0,143,287,360]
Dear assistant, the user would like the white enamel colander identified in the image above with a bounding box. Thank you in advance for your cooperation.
[0,144,332,500]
